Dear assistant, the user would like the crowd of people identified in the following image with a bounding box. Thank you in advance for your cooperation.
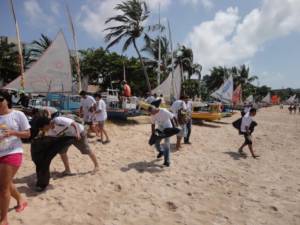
[1,87,296,225]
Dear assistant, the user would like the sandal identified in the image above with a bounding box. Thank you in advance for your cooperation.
[15,201,28,213]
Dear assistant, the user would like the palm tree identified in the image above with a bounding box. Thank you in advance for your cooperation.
[174,45,193,79]
[104,0,155,93]
[29,34,52,60]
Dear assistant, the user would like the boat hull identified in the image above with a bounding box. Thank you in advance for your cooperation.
[192,112,221,121]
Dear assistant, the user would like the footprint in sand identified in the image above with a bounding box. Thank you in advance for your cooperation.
[114,184,122,192]
[166,201,178,212]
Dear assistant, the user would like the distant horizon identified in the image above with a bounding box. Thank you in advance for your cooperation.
[1,0,300,89]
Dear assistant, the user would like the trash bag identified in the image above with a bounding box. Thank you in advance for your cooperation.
[148,127,180,145]
[31,136,74,191]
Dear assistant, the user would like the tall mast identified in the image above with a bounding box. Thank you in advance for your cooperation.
[65,1,82,92]
[167,19,175,98]
[157,3,161,87]
[9,0,25,91]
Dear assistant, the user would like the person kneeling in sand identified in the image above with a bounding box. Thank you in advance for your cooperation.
[41,116,99,174]
[239,108,259,158]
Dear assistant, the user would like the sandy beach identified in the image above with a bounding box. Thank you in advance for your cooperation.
[8,106,300,225]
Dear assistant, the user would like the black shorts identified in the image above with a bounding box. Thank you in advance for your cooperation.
[242,133,252,145]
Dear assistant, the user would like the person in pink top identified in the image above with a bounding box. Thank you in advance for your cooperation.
[0,91,31,225]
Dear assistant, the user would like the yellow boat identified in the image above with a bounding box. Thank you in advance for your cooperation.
[192,112,222,121]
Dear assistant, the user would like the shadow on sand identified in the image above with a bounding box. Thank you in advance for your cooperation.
[120,159,164,173]
[224,151,248,160]
[193,120,221,128]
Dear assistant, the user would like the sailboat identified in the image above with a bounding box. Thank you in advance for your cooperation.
[210,75,234,104]
[261,92,271,104]
[4,31,81,113]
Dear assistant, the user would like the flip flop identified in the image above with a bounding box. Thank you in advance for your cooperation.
[15,201,28,213]
[61,171,76,177]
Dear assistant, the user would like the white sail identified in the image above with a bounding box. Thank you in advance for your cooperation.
[5,31,72,93]
[287,95,296,103]
[211,75,233,103]
[261,92,271,103]
[152,66,181,100]
[245,95,254,103]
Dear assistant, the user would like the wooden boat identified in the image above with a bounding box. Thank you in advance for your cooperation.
[192,111,221,121]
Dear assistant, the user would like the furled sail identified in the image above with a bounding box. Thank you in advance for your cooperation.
[152,66,181,100]
[211,75,233,103]
[5,31,72,93]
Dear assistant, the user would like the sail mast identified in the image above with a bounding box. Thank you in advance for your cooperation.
[167,19,175,99]
[157,3,161,87]
[8,0,25,91]
[65,1,82,92]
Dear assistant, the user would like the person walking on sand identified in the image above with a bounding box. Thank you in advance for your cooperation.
[170,96,187,150]
[79,91,96,137]
[40,116,99,175]
[238,108,259,158]
[0,91,31,225]
[94,93,110,144]
[148,106,176,167]
[184,97,193,144]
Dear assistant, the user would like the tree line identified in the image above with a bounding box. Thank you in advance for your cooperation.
[0,0,298,101]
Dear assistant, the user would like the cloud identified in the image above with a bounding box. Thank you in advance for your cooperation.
[79,0,172,40]
[180,0,214,9]
[50,1,60,16]
[185,0,300,73]
[24,0,55,27]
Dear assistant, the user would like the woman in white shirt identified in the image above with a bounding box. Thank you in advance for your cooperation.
[94,93,110,144]
[0,91,31,225]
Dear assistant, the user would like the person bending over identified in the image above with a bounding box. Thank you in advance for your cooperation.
[40,116,99,175]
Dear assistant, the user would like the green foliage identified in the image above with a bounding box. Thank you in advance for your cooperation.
[0,41,19,84]
[182,80,200,99]
[104,0,160,92]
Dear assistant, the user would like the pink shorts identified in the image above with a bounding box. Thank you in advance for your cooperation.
[0,153,23,168]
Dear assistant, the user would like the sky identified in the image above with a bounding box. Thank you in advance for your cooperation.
[1,0,300,89]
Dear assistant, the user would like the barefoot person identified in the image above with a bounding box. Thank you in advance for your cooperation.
[94,93,110,143]
[79,91,96,137]
[148,106,176,167]
[40,116,99,174]
[170,96,187,150]
[0,91,31,225]
[184,97,193,144]
[239,108,259,158]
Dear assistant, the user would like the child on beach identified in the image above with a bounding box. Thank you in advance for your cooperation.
[94,93,110,144]
[238,108,260,158]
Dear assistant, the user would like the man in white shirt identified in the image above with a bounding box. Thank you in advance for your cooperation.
[239,108,259,158]
[41,116,99,174]
[148,106,176,167]
[170,96,187,150]
[79,91,96,136]
[184,98,193,144]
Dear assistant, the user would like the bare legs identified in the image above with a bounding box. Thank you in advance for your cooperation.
[96,122,110,143]
[0,163,25,225]
[59,152,99,174]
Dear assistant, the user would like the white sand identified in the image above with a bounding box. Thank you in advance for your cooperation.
[8,106,300,225]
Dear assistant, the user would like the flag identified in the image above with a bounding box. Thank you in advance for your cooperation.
[232,84,242,105]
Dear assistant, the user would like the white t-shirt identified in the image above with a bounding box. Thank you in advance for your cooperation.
[240,112,253,133]
[145,96,156,104]
[170,100,187,119]
[151,108,174,131]
[80,95,96,121]
[0,110,30,157]
[95,99,107,122]
[46,116,84,137]
[186,101,193,113]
